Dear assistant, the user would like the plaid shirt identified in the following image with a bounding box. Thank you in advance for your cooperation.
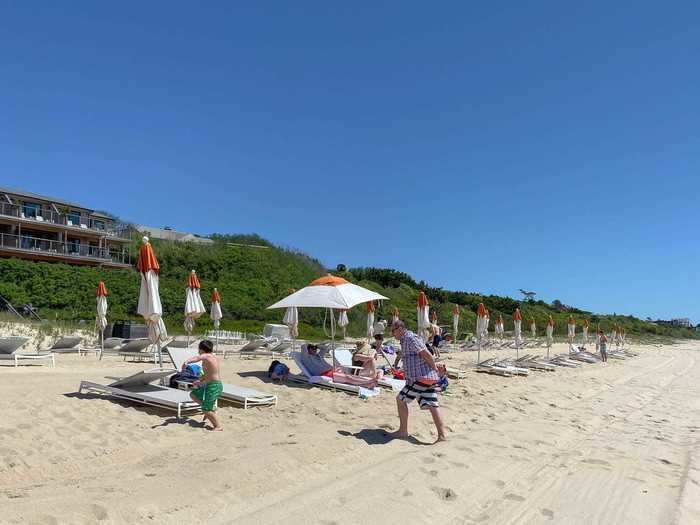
[400,330,439,384]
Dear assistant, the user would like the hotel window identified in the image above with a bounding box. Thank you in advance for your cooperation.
[67,211,81,226]
[22,202,41,218]
[92,219,105,231]
[67,238,81,254]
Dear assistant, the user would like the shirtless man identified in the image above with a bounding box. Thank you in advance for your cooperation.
[182,340,223,431]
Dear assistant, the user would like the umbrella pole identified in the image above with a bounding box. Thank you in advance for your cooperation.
[477,335,481,366]
[156,341,163,369]
[99,329,104,361]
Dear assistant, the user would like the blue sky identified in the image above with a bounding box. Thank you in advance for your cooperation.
[2,2,699,322]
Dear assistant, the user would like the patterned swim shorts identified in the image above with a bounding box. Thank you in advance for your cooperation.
[397,381,439,409]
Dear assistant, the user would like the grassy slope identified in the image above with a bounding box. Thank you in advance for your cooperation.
[0,237,695,340]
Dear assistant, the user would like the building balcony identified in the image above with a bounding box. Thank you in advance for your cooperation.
[0,232,132,268]
[0,201,131,241]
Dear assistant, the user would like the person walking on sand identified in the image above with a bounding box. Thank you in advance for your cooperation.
[388,320,447,443]
[182,340,224,431]
[598,330,608,363]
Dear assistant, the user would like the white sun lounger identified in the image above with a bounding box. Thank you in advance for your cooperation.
[333,348,405,392]
[167,348,277,408]
[78,369,201,418]
[238,340,291,359]
[289,351,380,397]
[118,339,158,361]
[0,337,56,367]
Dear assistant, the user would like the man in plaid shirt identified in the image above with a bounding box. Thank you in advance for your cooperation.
[389,320,447,443]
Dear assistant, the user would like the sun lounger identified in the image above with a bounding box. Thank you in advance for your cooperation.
[48,336,82,354]
[289,351,380,397]
[229,339,268,359]
[0,337,56,367]
[79,337,126,356]
[238,340,292,359]
[167,348,277,408]
[118,339,156,361]
[476,358,515,377]
[78,368,201,418]
[333,348,405,391]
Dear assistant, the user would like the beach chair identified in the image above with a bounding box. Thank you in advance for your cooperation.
[288,351,380,397]
[476,358,514,377]
[47,336,83,354]
[79,337,125,357]
[234,339,271,359]
[78,368,201,418]
[0,337,55,367]
[167,348,277,408]
[118,339,156,361]
[333,348,405,391]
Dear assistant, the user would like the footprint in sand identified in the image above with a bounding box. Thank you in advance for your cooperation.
[431,487,457,501]
[541,508,554,520]
[582,459,611,467]
[504,493,525,502]
[494,480,506,488]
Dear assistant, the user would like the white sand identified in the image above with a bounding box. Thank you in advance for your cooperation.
[1,340,699,524]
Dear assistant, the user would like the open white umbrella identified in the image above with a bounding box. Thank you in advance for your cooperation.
[184,270,206,347]
[210,288,223,351]
[417,292,430,342]
[513,308,522,358]
[367,302,375,340]
[337,309,349,339]
[452,304,460,351]
[96,281,108,360]
[268,274,388,353]
[137,237,167,367]
[567,317,576,352]
[546,315,554,357]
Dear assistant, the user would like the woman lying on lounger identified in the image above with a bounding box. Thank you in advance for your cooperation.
[301,343,379,388]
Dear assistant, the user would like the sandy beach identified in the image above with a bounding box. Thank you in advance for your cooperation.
[1,340,699,525]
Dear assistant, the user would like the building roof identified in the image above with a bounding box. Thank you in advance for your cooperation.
[0,186,90,211]
[133,224,213,244]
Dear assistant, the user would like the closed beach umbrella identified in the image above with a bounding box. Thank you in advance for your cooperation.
[210,288,223,351]
[530,317,536,338]
[337,309,349,339]
[452,305,460,347]
[96,281,108,360]
[546,315,554,357]
[484,309,490,338]
[476,303,487,363]
[513,308,522,357]
[184,270,206,346]
[392,307,400,326]
[367,301,375,339]
[496,314,504,340]
[283,306,299,339]
[567,316,576,350]
[582,319,589,344]
[137,237,167,367]
[417,292,430,342]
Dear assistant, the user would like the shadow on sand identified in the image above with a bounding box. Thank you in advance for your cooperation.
[337,429,432,446]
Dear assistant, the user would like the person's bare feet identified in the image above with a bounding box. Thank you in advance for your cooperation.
[211,426,223,432]
[386,431,409,440]
[434,435,447,443]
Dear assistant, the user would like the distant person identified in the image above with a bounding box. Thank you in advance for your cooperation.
[598,330,608,363]
[182,340,223,431]
[388,320,447,443]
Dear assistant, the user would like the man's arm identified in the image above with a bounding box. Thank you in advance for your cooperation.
[418,349,438,372]
[182,355,204,369]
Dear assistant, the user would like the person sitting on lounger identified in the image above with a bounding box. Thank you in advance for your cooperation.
[352,341,383,381]
[182,340,224,431]
[300,343,334,377]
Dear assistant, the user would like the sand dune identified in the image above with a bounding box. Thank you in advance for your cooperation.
[1,341,699,524]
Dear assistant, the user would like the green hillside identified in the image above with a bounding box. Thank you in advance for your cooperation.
[0,235,696,340]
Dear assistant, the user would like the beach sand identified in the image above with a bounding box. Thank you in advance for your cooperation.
[1,340,699,524]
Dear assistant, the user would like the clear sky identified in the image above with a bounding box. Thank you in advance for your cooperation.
[2,2,699,322]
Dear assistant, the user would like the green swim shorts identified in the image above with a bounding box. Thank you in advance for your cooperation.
[191,380,223,412]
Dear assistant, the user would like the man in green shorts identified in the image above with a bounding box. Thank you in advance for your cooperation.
[183,340,224,431]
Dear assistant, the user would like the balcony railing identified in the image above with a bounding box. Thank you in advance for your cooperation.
[0,201,131,239]
[0,232,131,265]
